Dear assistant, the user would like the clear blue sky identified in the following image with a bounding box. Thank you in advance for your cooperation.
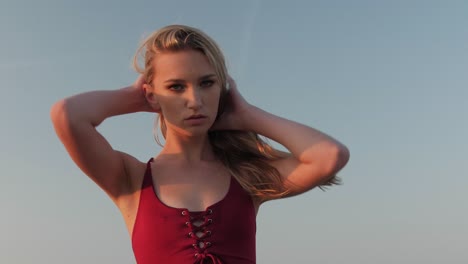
[1,0,467,263]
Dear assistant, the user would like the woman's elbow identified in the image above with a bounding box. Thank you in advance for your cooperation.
[50,100,68,124]
[337,145,350,171]
[326,145,350,175]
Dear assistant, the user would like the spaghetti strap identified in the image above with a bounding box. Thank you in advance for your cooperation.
[142,158,154,188]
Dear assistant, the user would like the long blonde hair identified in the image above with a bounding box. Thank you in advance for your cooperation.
[133,25,339,201]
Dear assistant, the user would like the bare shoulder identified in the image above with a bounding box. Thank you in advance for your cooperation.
[118,152,148,195]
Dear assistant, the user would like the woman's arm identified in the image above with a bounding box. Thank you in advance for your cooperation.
[214,78,350,200]
[50,76,153,200]
[244,106,348,196]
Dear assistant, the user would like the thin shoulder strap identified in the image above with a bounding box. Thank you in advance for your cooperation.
[141,158,154,188]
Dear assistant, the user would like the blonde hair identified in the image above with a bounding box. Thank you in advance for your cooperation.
[133,25,339,201]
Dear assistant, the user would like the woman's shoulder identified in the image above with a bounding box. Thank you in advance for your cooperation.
[118,152,150,192]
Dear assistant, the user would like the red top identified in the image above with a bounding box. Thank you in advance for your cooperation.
[132,158,257,264]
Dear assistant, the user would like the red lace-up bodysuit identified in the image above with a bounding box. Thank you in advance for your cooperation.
[132,158,256,264]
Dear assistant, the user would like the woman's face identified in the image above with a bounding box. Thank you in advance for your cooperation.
[148,49,222,137]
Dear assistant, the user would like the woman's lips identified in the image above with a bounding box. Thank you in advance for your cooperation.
[184,115,207,125]
[186,115,206,120]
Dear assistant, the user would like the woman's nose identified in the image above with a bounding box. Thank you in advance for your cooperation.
[186,87,202,109]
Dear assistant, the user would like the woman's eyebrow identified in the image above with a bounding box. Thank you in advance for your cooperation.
[199,74,216,80]
[163,78,185,83]
[163,74,217,84]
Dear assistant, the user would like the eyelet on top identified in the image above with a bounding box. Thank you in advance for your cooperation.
[181,210,187,216]
[207,218,213,223]
[207,209,213,214]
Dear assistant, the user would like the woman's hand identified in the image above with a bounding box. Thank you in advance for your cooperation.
[211,76,253,131]
[132,75,158,113]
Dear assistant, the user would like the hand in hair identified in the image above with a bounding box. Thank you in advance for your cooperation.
[133,75,159,113]
[211,76,253,131]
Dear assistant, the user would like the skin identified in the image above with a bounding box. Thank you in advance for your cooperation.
[143,50,223,158]
[50,49,350,238]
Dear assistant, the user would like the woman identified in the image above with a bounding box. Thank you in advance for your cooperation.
[51,25,349,264]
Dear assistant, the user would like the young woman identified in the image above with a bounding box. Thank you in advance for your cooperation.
[51,25,349,264]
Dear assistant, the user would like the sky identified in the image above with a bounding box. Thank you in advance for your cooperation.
[1,0,467,263]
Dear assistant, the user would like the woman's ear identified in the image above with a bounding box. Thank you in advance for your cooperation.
[143,83,161,112]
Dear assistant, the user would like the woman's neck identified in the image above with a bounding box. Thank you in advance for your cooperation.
[158,132,216,163]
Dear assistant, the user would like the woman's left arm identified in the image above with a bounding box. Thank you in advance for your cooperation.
[214,79,350,198]
[244,105,349,196]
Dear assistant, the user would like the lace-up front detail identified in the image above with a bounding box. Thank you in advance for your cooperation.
[181,209,223,263]
[132,158,256,264]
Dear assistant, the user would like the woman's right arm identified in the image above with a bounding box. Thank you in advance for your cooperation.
[50,76,153,201]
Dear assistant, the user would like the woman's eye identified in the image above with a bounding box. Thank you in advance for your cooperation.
[169,84,184,91]
[200,80,214,88]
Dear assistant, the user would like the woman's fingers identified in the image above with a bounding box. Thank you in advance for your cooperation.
[133,75,146,89]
